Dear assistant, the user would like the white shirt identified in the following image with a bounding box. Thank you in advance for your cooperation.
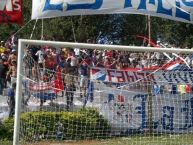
[141,59,148,67]
[74,48,80,56]
[70,56,78,66]
[36,50,45,63]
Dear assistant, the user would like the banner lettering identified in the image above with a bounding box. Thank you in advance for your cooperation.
[90,67,193,84]
[0,0,23,24]
[33,0,193,23]
[97,85,193,133]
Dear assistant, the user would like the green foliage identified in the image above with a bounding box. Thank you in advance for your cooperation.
[0,108,111,142]
[0,118,14,140]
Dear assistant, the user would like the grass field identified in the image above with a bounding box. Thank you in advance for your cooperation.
[1,134,193,145]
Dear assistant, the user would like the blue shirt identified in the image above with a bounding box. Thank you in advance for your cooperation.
[8,88,15,106]
[79,65,88,76]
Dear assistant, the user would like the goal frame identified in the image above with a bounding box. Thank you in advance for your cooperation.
[13,39,193,145]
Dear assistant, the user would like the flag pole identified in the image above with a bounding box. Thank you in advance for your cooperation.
[148,15,151,45]
[147,14,153,134]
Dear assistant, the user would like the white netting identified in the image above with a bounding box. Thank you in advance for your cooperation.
[12,42,193,145]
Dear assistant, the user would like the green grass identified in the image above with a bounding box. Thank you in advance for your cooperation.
[106,134,193,145]
[1,134,193,145]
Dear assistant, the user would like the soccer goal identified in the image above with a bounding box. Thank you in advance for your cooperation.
[13,39,193,145]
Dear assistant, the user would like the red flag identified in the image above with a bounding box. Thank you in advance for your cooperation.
[118,95,125,103]
[186,85,192,93]
[54,67,64,93]
[0,0,23,24]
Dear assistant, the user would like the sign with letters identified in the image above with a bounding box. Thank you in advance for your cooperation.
[90,67,193,84]
[97,85,193,133]
[32,0,193,23]
[0,0,23,24]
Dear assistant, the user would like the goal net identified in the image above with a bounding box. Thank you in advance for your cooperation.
[13,39,193,145]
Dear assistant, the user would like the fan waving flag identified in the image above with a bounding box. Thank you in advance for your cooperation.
[0,0,23,24]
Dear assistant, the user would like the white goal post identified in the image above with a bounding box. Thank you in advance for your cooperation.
[13,39,193,145]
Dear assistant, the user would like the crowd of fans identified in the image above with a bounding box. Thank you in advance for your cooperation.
[0,36,17,95]
[0,36,192,113]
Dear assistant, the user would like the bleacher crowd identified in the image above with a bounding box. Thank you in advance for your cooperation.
[0,36,193,114]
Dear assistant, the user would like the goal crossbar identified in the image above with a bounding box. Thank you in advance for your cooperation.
[18,39,193,54]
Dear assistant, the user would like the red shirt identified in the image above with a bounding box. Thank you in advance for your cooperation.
[45,55,57,69]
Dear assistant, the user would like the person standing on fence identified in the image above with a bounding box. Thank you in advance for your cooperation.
[7,82,16,117]
[64,66,76,111]
[8,49,17,66]
[43,49,57,71]
[6,59,17,86]
[66,50,78,75]
[35,47,45,69]
[83,80,94,107]
[23,49,34,79]
[79,60,89,99]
